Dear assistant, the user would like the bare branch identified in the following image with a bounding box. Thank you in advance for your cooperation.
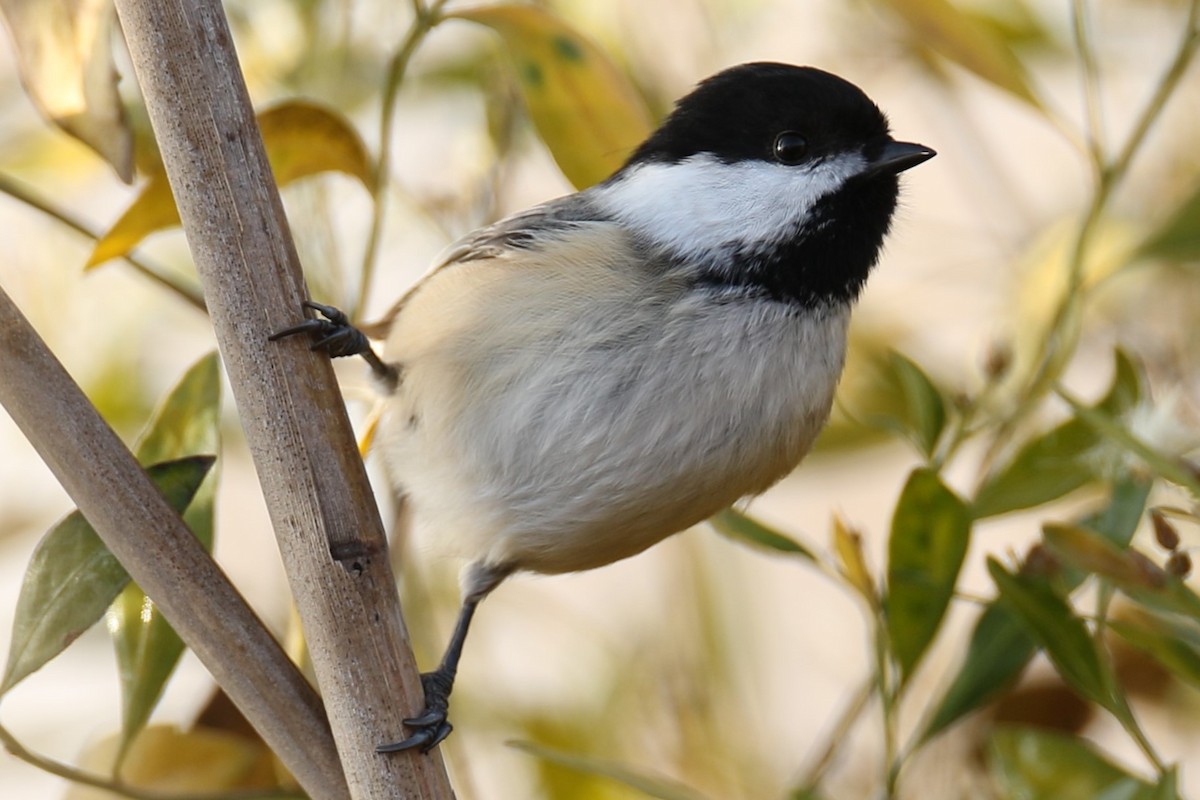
[109,0,455,797]
[0,286,346,800]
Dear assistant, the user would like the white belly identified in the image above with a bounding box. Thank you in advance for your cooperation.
[380,263,850,575]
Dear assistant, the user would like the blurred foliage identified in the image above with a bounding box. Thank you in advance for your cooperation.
[1,0,1200,799]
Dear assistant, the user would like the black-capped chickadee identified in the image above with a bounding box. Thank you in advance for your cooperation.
[272,62,934,753]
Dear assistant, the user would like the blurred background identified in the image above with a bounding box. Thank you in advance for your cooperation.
[1,0,1199,797]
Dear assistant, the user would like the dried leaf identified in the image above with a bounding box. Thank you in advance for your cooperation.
[832,513,876,604]
[876,0,1042,107]
[508,740,709,800]
[1042,524,1165,589]
[67,725,280,796]
[0,0,133,180]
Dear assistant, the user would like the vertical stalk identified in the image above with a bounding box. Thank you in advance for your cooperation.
[353,0,451,320]
[110,0,455,796]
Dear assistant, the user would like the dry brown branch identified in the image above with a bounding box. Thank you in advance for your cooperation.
[0,285,347,800]
[107,0,455,797]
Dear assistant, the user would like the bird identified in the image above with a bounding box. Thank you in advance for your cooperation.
[271,61,934,753]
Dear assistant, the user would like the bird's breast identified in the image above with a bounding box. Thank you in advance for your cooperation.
[383,273,851,575]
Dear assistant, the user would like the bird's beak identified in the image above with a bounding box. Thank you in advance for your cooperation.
[864,141,936,177]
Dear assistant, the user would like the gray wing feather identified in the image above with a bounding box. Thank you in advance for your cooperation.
[366,193,607,335]
[436,193,604,266]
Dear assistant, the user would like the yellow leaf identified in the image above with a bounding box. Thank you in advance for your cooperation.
[451,4,653,189]
[832,513,877,604]
[257,100,375,189]
[86,100,372,269]
[66,725,282,798]
[0,0,133,180]
[876,0,1042,108]
[85,170,178,269]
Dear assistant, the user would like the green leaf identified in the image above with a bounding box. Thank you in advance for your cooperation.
[1081,477,1152,549]
[451,4,653,189]
[88,102,372,268]
[971,417,1098,519]
[972,350,1141,519]
[920,602,1035,742]
[508,740,709,800]
[921,479,1148,741]
[1154,767,1181,800]
[1098,349,1142,415]
[1110,616,1200,691]
[875,0,1042,108]
[885,468,971,680]
[111,353,222,767]
[990,727,1162,800]
[1,457,215,695]
[133,352,221,550]
[709,508,816,562]
[869,352,947,458]
[1138,178,1200,263]
[988,559,1123,715]
[789,790,830,800]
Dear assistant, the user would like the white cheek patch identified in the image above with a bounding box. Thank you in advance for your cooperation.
[592,152,867,262]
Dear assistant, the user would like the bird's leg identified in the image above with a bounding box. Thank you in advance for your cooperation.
[269,301,399,390]
[378,564,511,754]
[376,595,480,753]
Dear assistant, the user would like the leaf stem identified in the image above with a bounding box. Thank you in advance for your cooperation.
[1120,708,1168,776]
[875,610,901,797]
[793,675,874,794]
[353,0,451,320]
[0,174,207,313]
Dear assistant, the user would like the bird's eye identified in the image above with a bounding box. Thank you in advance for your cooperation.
[773,132,809,165]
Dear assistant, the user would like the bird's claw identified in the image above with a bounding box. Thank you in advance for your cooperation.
[376,671,456,754]
[269,301,371,359]
[376,720,453,754]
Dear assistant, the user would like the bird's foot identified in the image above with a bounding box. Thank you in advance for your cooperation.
[269,301,372,359]
[376,670,455,754]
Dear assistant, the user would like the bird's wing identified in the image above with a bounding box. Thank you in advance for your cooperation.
[362,193,611,338]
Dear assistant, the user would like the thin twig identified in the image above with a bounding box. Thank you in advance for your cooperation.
[1071,0,1106,169]
[1109,0,1200,182]
[793,675,874,793]
[353,0,452,320]
[0,173,207,312]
